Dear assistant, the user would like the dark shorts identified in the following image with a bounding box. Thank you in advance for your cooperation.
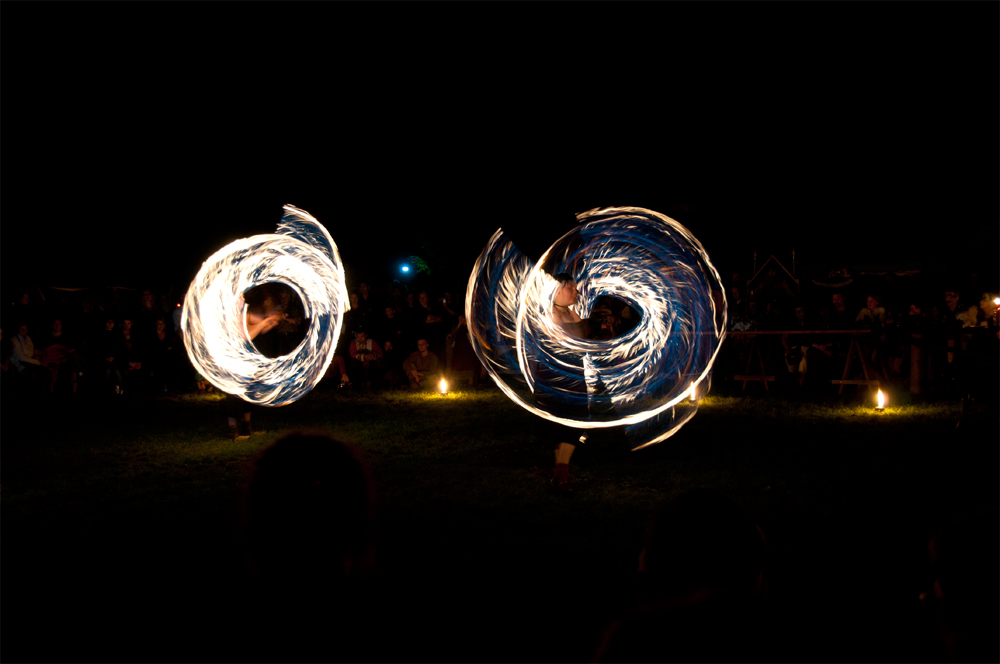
[225,392,253,418]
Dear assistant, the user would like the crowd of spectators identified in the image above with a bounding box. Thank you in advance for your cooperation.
[723,271,999,401]
[4,271,996,404]
[0,281,486,402]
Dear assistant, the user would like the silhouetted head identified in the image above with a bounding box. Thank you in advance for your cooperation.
[246,431,376,588]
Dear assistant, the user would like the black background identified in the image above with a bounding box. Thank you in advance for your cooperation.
[4,4,996,302]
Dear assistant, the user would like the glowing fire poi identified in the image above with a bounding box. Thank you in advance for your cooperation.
[466,206,726,450]
[181,204,348,406]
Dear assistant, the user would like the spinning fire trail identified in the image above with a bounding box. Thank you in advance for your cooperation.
[465,206,726,450]
[181,205,348,406]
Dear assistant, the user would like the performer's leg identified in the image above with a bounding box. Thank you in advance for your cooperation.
[555,441,575,465]
[552,441,576,489]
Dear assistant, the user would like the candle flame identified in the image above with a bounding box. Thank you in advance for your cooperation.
[440,378,447,393]
[877,389,885,409]
[689,381,696,401]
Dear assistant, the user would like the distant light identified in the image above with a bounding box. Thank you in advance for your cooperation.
[401,265,410,273]
[994,297,1000,306]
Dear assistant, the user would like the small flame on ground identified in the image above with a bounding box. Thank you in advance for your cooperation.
[689,381,696,401]
[439,378,448,393]
[877,389,885,409]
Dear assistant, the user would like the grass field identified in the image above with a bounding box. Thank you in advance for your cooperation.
[2,384,996,662]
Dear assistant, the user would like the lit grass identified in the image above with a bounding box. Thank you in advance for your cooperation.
[1,388,969,527]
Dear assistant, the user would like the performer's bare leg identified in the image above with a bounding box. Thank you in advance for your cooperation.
[552,442,576,489]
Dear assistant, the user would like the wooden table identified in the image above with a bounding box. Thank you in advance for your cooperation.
[726,330,880,393]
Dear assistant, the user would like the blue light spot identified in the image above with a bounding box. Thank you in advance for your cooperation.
[401,265,410,272]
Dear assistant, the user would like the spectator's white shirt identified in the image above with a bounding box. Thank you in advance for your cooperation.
[11,334,42,371]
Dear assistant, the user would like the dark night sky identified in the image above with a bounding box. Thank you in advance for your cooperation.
[4,5,997,301]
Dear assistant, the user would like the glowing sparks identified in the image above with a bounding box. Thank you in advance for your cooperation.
[181,205,348,406]
[876,389,885,410]
[466,206,726,450]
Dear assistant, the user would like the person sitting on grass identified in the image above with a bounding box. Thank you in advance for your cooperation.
[10,323,50,395]
[41,318,79,394]
[403,338,440,390]
[348,327,383,389]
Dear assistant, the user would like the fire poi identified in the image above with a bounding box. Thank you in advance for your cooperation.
[181,205,348,406]
[465,206,726,450]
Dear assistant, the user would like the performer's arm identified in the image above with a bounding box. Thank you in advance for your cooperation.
[246,311,284,341]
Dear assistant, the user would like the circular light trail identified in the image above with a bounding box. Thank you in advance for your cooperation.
[181,205,348,406]
[466,206,726,450]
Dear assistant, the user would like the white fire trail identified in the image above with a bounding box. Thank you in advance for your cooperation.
[466,206,726,449]
[181,205,348,406]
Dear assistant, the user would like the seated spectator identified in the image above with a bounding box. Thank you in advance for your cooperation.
[729,285,747,321]
[588,297,620,341]
[975,293,998,330]
[855,294,886,329]
[448,314,481,387]
[372,305,405,351]
[855,295,888,379]
[194,370,215,394]
[274,286,306,357]
[10,323,50,394]
[93,318,125,396]
[403,338,440,390]
[147,317,178,393]
[439,290,459,322]
[339,292,363,356]
[348,328,384,389]
[829,291,853,330]
[595,488,772,663]
[380,340,405,389]
[41,318,79,393]
[322,354,350,389]
[120,317,148,395]
[731,296,760,332]
[357,281,379,320]
[415,291,447,358]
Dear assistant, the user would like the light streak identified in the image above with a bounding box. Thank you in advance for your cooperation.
[181,205,348,406]
[466,206,726,450]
